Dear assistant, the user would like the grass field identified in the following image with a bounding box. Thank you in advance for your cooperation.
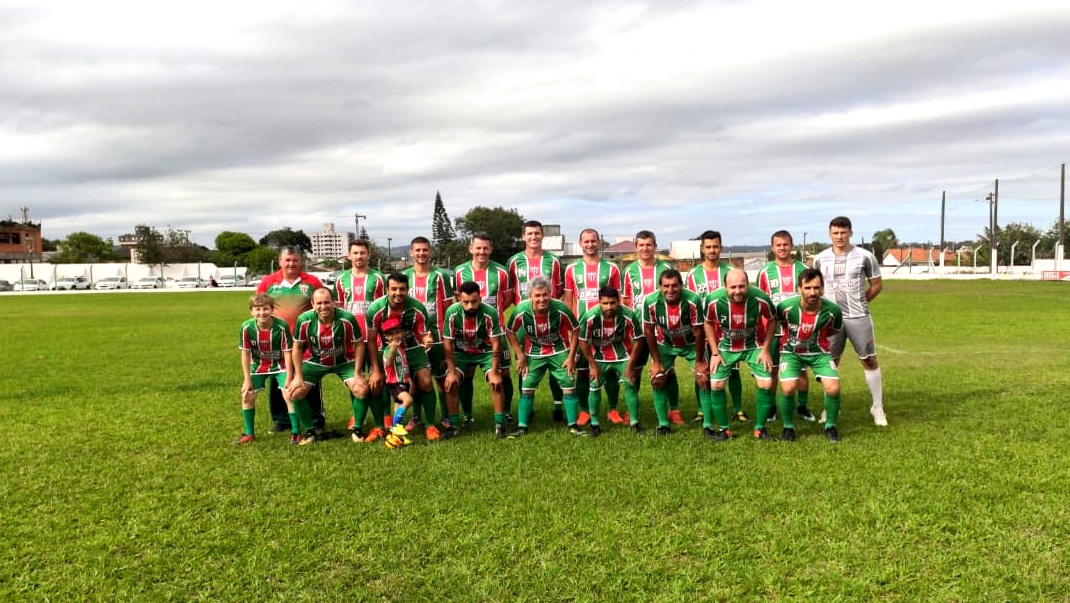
[2,281,1069,602]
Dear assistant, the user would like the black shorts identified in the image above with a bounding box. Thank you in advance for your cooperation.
[387,382,410,404]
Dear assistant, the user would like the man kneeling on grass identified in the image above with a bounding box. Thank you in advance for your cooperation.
[288,287,369,445]
[236,294,295,444]
[775,268,845,442]
[577,286,644,436]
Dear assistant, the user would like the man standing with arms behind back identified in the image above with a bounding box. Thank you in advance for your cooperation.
[257,246,325,432]
[812,216,886,427]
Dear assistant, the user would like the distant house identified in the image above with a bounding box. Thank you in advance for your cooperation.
[882,248,957,267]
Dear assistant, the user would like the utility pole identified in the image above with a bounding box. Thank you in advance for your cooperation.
[354,213,366,241]
[1059,163,1066,270]
[939,191,946,268]
[987,191,997,274]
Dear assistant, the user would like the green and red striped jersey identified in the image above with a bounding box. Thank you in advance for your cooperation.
[578,305,642,362]
[293,308,362,367]
[686,262,731,295]
[366,296,431,353]
[442,302,503,355]
[704,287,775,352]
[454,260,511,324]
[642,288,705,348]
[239,317,292,374]
[404,266,454,338]
[776,296,843,355]
[382,345,410,384]
[334,269,385,341]
[507,251,564,300]
[621,260,672,311]
[564,259,622,317]
[757,260,808,336]
[508,299,577,358]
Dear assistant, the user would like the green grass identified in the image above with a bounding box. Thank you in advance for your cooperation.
[2,282,1069,602]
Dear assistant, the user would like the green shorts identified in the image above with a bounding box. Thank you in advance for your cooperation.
[403,347,431,372]
[427,342,447,378]
[780,352,839,381]
[590,360,634,391]
[250,372,287,391]
[301,361,357,386]
[655,343,698,373]
[521,354,575,392]
[711,349,772,381]
[455,351,495,376]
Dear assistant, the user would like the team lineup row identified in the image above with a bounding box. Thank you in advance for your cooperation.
[238,216,886,447]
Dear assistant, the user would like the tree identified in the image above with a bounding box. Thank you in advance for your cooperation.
[50,231,121,263]
[134,227,167,266]
[245,246,279,275]
[454,206,525,265]
[870,229,900,263]
[259,227,312,254]
[431,191,456,259]
[974,221,1045,266]
[164,228,210,263]
[215,231,259,266]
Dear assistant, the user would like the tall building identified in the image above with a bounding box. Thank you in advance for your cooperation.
[310,223,350,261]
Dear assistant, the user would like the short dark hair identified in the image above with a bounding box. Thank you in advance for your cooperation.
[523,220,544,233]
[770,230,793,244]
[471,231,493,245]
[458,281,481,296]
[349,239,370,252]
[699,230,722,244]
[659,268,682,285]
[800,268,823,286]
[598,285,619,300]
[634,230,656,243]
[410,236,431,247]
[387,272,408,287]
[829,216,852,230]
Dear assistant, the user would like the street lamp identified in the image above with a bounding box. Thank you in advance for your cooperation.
[802,232,808,262]
[387,237,393,270]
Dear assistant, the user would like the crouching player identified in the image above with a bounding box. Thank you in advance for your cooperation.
[442,281,506,437]
[775,268,844,442]
[578,286,644,436]
[236,294,295,444]
[288,287,369,445]
[380,317,418,445]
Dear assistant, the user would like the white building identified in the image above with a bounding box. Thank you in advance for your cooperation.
[310,223,350,261]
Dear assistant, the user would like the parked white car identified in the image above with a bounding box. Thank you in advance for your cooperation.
[218,274,246,288]
[53,276,92,291]
[94,277,130,290]
[14,278,48,291]
[132,276,167,289]
[175,276,206,289]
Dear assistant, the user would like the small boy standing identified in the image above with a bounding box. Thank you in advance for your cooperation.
[237,294,297,444]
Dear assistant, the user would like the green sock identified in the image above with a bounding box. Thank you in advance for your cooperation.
[292,398,314,432]
[502,375,514,414]
[798,387,810,409]
[729,369,743,413]
[370,391,387,429]
[449,413,461,427]
[518,393,534,427]
[755,388,775,430]
[666,371,680,410]
[564,393,579,425]
[605,378,620,411]
[420,389,437,424]
[653,389,670,427]
[460,377,474,416]
[824,392,842,428]
[288,412,300,435]
[575,373,590,413]
[242,408,255,436]
[698,388,713,429]
[588,386,601,426]
[493,412,506,426]
[710,389,730,430]
[778,391,796,429]
[350,396,368,430]
[624,382,640,425]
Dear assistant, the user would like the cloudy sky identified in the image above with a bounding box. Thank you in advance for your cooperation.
[3,0,1069,250]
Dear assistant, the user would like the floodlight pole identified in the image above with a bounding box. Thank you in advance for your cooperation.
[939,191,946,268]
[1059,163,1066,270]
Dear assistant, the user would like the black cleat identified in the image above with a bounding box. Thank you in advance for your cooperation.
[440,426,461,440]
[767,412,778,422]
[797,406,816,422]
[781,427,796,441]
[825,426,841,442]
[461,414,474,429]
[707,428,734,441]
[568,423,588,437]
[753,427,776,441]
[654,425,672,437]
[589,424,602,437]
[507,426,528,439]
[552,406,565,423]
[494,423,507,439]
[630,423,644,434]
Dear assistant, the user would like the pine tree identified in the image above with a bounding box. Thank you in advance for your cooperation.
[431,191,456,259]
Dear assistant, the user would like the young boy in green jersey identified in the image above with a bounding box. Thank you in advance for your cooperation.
[237,294,297,444]
[381,318,418,444]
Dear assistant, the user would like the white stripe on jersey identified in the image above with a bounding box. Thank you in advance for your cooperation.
[813,246,881,318]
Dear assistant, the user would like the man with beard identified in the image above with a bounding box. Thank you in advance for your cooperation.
[442,281,506,437]
[577,286,643,436]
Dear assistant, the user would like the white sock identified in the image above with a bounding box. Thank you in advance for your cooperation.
[864,367,883,409]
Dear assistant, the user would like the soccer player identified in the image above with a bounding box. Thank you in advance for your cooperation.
[453,232,514,424]
[686,229,746,423]
[505,277,580,437]
[335,239,388,441]
[236,294,296,444]
[578,286,644,435]
[257,246,325,432]
[621,230,674,423]
[442,281,506,436]
[563,228,622,426]
[379,317,417,445]
[366,273,455,439]
[404,236,454,427]
[643,269,708,436]
[775,268,844,442]
[507,220,567,421]
[756,230,816,423]
[703,269,778,441]
[288,287,369,445]
[812,216,887,426]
